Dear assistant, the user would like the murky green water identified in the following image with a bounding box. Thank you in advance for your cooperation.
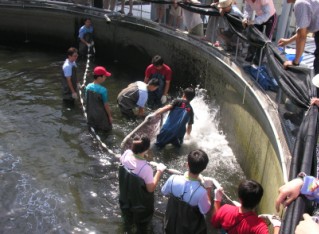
[0,45,245,233]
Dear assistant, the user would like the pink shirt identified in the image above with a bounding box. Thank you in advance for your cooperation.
[120,149,154,184]
[244,0,276,24]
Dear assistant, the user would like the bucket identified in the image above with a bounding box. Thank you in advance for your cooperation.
[278,47,304,63]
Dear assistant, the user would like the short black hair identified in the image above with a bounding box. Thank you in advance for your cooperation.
[152,55,164,66]
[148,78,160,87]
[67,47,78,57]
[238,180,264,209]
[84,17,91,23]
[131,136,150,154]
[187,149,209,174]
[184,87,195,101]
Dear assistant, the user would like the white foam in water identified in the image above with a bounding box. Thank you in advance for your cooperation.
[183,89,230,151]
[182,88,245,182]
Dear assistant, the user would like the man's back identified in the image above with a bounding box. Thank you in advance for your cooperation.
[211,204,268,234]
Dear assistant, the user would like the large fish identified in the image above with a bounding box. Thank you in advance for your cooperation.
[120,114,163,152]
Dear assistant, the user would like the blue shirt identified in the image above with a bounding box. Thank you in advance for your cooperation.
[161,174,211,214]
[85,83,108,104]
[78,25,94,39]
[136,81,148,107]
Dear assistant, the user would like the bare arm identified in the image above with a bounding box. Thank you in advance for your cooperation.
[278,34,297,47]
[206,188,212,204]
[66,77,76,94]
[137,107,145,117]
[163,80,171,96]
[275,178,303,212]
[144,76,149,84]
[273,227,280,234]
[293,28,307,64]
[80,37,90,46]
[212,201,221,216]
[154,104,173,115]
[186,124,192,135]
[146,170,164,192]
[104,103,112,123]
[295,214,319,234]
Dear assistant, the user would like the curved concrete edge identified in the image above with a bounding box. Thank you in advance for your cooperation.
[0,0,290,214]
[219,56,289,183]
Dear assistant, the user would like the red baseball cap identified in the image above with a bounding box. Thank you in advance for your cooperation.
[93,66,111,77]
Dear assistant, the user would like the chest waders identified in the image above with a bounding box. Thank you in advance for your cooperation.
[119,164,154,233]
[79,32,93,56]
[117,83,139,117]
[148,73,165,108]
[164,176,207,234]
[156,104,190,147]
[86,90,112,131]
[62,66,77,101]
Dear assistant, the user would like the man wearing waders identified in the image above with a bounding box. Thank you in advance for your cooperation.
[119,136,166,233]
[85,66,113,131]
[117,79,160,119]
[161,149,213,234]
[78,18,94,56]
[144,55,172,108]
[62,47,79,106]
[211,180,281,234]
[150,87,195,148]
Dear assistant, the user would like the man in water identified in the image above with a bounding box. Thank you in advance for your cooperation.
[85,66,113,131]
[144,55,172,108]
[117,79,160,119]
[150,87,195,148]
[119,135,166,233]
[161,149,213,233]
[211,180,281,233]
[61,47,79,106]
[78,18,94,56]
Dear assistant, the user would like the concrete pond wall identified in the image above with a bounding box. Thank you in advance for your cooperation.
[0,1,290,214]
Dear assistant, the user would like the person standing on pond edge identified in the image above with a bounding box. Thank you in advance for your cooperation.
[144,55,172,108]
[62,47,79,106]
[85,66,113,131]
[242,0,277,65]
[278,0,319,74]
[119,136,166,233]
[78,18,94,56]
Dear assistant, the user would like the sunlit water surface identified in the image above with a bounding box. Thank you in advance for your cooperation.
[0,45,245,233]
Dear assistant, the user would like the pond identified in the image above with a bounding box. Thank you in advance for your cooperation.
[0,44,245,233]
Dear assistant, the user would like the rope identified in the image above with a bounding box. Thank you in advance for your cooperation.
[78,43,121,158]
[77,39,235,206]
[77,43,183,173]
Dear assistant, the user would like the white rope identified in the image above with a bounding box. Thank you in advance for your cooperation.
[77,44,236,206]
[78,44,121,158]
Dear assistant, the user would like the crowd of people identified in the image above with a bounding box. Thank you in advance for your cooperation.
[60,0,319,230]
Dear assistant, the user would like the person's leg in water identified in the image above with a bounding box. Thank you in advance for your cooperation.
[135,210,153,234]
[119,105,137,120]
[121,208,135,234]
[63,99,75,109]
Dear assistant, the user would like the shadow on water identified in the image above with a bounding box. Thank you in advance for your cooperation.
[0,45,245,233]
